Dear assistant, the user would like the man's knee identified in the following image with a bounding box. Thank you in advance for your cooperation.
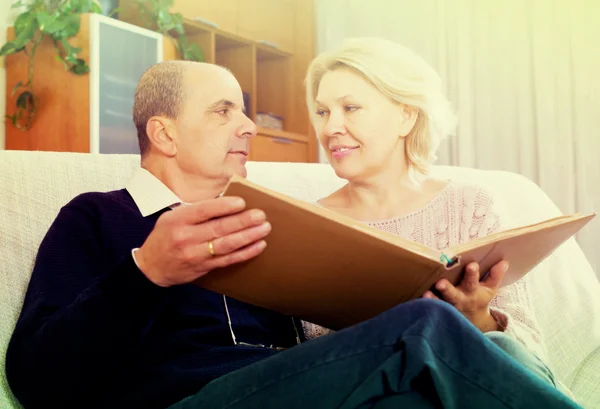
[362,298,470,339]
[384,298,465,324]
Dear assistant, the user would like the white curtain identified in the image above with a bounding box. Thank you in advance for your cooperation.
[314,0,600,276]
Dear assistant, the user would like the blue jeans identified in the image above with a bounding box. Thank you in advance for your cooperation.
[169,299,580,409]
[485,331,557,387]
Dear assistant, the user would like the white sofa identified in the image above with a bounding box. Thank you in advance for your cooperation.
[1,150,599,408]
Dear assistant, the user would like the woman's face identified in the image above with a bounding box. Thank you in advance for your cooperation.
[313,68,416,182]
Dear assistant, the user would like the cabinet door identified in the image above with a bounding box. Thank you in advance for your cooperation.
[236,0,295,53]
[171,0,237,34]
[249,135,308,162]
[92,15,162,154]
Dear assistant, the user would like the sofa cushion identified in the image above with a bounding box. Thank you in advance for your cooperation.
[0,151,598,408]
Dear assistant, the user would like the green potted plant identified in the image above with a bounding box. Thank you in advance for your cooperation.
[0,0,102,130]
[1,0,203,132]
[134,0,204,62]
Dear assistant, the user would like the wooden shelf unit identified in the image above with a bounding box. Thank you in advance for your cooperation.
[252,127,308,163]
[119,0,317,163]
[3,2,317,163]
[4,13,166,154]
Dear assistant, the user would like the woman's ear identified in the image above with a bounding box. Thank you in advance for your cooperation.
[399,106,419,137]
[146,116,177,157]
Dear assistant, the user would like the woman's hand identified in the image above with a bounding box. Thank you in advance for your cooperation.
[423,260,509,332]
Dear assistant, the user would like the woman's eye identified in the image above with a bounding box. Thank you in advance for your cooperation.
[315,109,327,117]
[216,109,229,115]
[345,105,359,113]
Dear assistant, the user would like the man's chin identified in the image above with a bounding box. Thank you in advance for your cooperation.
[226,164,248,179]
[236,168,248,179]
[226,155,248,178]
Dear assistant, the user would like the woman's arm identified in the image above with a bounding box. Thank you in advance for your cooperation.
[470,186,547,360]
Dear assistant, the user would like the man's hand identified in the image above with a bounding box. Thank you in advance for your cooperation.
[423,260,509,332]
[135,196,271,287]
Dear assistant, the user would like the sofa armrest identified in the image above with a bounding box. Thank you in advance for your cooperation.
[569,346,600,409]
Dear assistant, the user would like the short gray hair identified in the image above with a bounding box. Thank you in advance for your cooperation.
[133,61,186,157]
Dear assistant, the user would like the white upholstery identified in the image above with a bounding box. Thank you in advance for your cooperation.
[1,150,599,408]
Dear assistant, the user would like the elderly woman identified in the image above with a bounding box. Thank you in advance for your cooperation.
[304,37,567,393]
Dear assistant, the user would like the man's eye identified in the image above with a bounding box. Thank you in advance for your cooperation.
[345,106,359,113]
[216,109,229,115]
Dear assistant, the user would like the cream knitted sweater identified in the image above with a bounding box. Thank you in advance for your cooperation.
[302,180,547,361]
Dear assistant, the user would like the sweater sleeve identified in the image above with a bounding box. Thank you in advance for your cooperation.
[5,197,171,409]
[468,187,548,362]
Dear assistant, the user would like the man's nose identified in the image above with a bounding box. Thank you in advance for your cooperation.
[237,113,257,138]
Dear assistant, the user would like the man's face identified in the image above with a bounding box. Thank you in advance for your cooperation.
[172,66,256,181]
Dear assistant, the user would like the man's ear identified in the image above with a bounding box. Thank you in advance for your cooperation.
[146,116,177,156]
[398,105,419,138]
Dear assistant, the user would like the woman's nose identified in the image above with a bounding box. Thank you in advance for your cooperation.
[323,112,346,136]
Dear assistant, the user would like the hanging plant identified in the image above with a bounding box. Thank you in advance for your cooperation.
[135,0,204,62]
[0,0,103,131]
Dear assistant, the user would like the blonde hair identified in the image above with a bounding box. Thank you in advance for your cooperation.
[305,37,457,177]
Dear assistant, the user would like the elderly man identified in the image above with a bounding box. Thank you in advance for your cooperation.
[6,61,581,409]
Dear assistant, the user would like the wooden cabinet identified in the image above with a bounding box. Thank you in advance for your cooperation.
[116,0,317,162]
[127,0,316,163]
[170,0,295,54]
[236,0,295,53]
[250,131,308,163]
[170,0,237,34]
[5,2,317,162]
[5,14,165,153]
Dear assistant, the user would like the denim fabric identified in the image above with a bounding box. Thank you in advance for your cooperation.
[485,331,557,387]
[170,299,581,409]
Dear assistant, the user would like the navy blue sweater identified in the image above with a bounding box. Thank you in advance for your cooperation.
[6,189,299,409]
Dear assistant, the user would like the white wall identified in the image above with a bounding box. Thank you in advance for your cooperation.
[0,0,21,150]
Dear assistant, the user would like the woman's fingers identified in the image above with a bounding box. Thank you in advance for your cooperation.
[480,261,509,291]
[435,279,463,305]
[459,262,481,294]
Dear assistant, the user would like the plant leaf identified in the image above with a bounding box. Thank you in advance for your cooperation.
[70,59,90,75]
[16,91,35,110]
[9,13,37,52]
[66,54,79,64]
[109,7,122,17]
[13,11,35,38]
[54,54,69,69]
[186,43,205,62]
[91,1,103,14]
[157,8,170,23]
[171,13,184,35]
[0,41,24,57]
[70,0,92,13]
[37,11,66,35]
[60,37,75,53]
[11,81,23,96]
[172,12,183,24]
[61,14,81,38]
[5,113,18,126]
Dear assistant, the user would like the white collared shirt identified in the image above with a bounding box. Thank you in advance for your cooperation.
[125,167,185,268]
[126,168,183,216]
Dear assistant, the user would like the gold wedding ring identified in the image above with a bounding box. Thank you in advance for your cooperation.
[207,240,216,257]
